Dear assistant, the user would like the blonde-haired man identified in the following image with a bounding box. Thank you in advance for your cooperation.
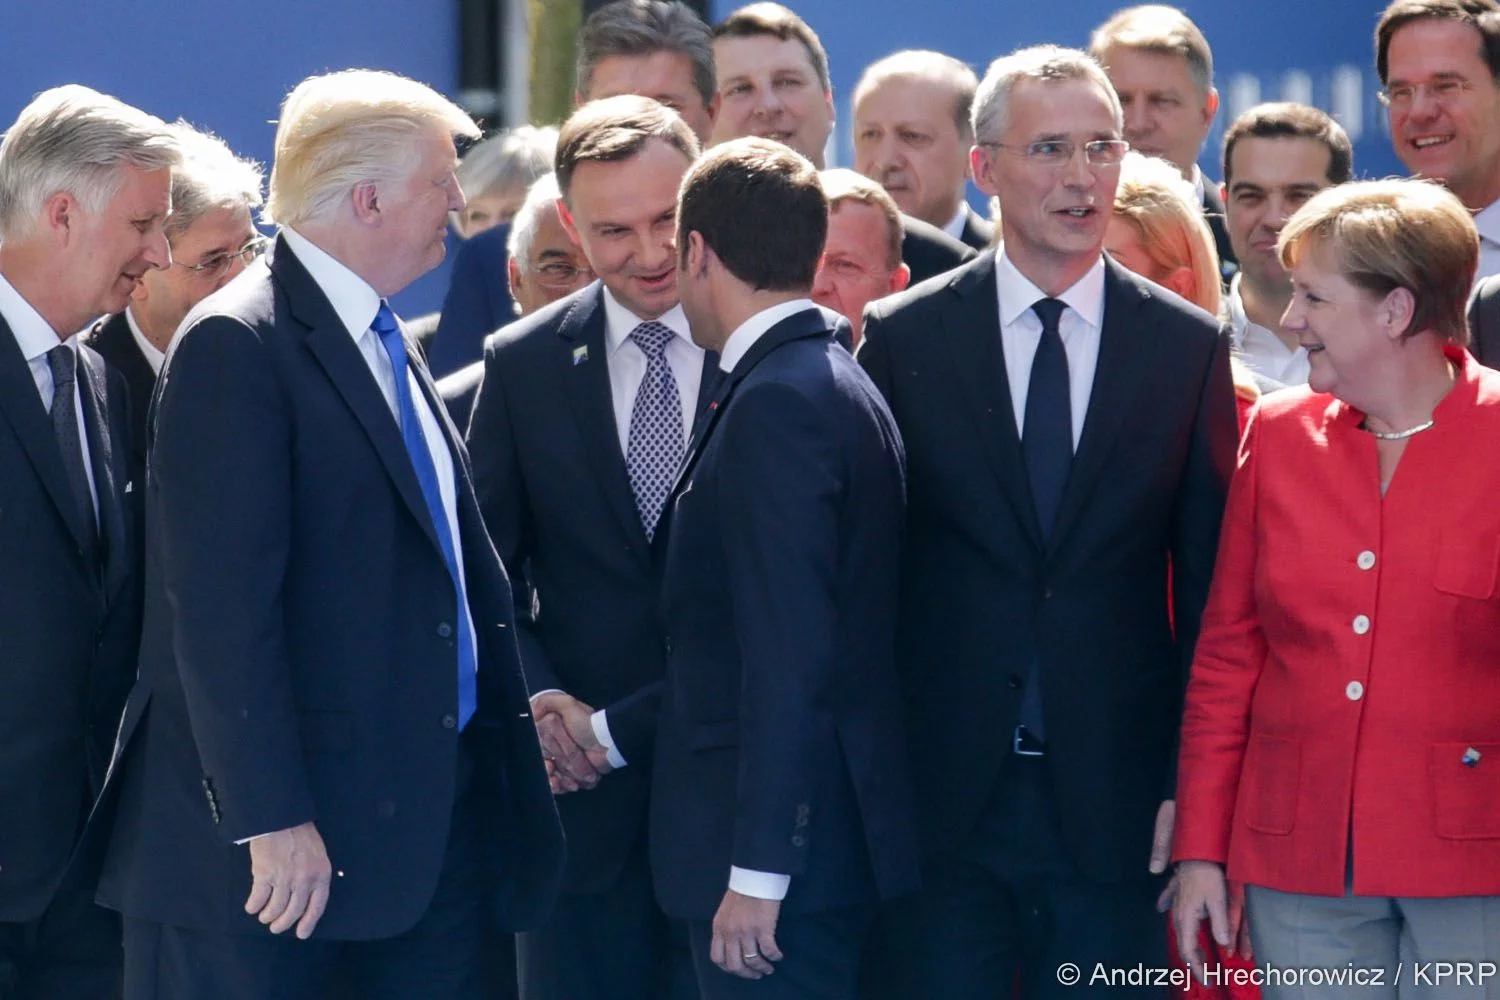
[0,83,177,1000]
[95,69,564,1000]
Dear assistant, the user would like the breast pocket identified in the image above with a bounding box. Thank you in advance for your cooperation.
[1433,530,1500,600]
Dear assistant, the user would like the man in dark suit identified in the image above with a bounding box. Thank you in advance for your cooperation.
[1090,5,1238,280]
[858,46,1236,996]
[0,85,178,1000]
[86,122,264,486]
[466,96,709,1000]
[659,135,919,1000]
[709,3,975,282]
[852,49,995,250]
[94,70,563,1000]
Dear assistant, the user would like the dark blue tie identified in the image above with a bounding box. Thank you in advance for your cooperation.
[1018,298,1072,742]
[373,302,477,729]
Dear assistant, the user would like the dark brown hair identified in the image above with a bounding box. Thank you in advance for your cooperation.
[554,95,701,200]
[713,3,831,92]
[677,137,827,291]
[1375,0,1500,83]
[1221,102,1353,187]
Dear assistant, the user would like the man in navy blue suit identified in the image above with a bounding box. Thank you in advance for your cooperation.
[95,69,563,1000]
[655,136,919,999]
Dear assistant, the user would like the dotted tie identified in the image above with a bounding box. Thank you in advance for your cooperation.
[626,321,683,540]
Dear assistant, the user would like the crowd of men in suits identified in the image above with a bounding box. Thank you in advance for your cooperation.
[3,0,1499,998]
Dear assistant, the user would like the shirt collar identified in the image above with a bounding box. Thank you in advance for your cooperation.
[1475,198,1500,248]
[280,227,382,341]
[995,248,1106,331]
[124,307,166,375]
[0,270,64,364]
[1191,165,1207,204]
[601,286,693,355]
[1226,273,1276,349]
[719,298,819,373]
[942,204,969,241]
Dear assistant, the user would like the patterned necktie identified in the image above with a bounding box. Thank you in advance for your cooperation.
[626,321,684,540]
[46,344,99,553]
[371,302,478,729]
[1022,298,1073,540]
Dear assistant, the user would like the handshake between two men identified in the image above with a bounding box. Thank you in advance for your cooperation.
[532,692,616,794]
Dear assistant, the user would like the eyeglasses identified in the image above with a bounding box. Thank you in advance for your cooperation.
[984,138,1130,169]
[175,236,268,280]
[1378,77,1473,109]
[531,260,595,289]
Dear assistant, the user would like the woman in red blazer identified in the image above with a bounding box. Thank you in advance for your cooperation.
[1173,178,1500,987]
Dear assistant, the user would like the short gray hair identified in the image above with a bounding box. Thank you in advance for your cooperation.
[506,173,563,273]
[264,69,479,228]
[971,45,1123,146]
[164,122,264,242]
[853,50,980,141]
[1089,5,1215,97]
[457,126,557,203]
[577,0,716,107]
[0,85,181,241]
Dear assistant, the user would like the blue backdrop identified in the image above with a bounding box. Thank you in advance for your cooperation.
[3,1,1393,315]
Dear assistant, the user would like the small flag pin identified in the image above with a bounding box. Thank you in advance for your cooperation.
[1463,747,1482,767]
[572,345,589,365]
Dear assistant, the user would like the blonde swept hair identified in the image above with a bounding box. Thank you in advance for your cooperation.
[264,70,479,228]
[1111,151,1221,314]
[819,168,905,270]
[1278,178,1477,345]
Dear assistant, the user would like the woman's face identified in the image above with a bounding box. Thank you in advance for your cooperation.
[1104,215,1163,284]
[1282,245,1393,399]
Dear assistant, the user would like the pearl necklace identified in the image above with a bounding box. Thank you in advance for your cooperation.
[1361,417,1435,440]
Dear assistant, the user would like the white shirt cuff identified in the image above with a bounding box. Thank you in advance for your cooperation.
[591,710,628,769]
[528,688,563,708]
[728,867,791,900]
[234,832,272,845]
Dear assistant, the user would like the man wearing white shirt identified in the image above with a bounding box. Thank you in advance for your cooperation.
[465,95,710,1000]
[94,69,563,1000]
[655,135,917,999]
[1219,102,1352,388]
[87,122,263,486]
[0,84,178,1000]
[859,45,1236,997]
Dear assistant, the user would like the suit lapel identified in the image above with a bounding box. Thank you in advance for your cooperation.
[271,237,444,558]
[938,256,1045,553]
[558,288,654,561]
[1049,260,1158,550]
[78,349,128,596]
[0,315,98,558]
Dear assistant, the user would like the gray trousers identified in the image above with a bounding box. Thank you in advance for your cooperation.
[1246,883,1500,999]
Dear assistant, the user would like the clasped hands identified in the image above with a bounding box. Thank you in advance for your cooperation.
[532,691,614,795]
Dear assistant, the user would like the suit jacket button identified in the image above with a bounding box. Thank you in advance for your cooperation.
[791,835,806,848]
[377,800,396,819]
[441,714,457,729]
[437,622,453,639]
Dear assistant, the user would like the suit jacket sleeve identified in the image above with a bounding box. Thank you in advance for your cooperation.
[1173,406,1268,864]
[716,380,843,876]
[1165,328,1239,799]
[150,317,313,843]
[466,338,561,697]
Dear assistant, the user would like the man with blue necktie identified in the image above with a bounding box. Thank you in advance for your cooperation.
[95,69,563,1000]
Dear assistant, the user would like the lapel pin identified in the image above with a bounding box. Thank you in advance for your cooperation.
[572,345,589,366]
[1463,747,1482,767]
[124,481,134,494]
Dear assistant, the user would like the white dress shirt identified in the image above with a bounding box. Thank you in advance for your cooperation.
[1474,198,1500,284]
[0,271,98,520]
[1226,274,1309,386]
[124,306,167,375]
[942,204,969,242]
[995,248,1105,449]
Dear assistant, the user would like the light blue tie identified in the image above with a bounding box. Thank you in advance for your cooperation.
[372,302,477,729]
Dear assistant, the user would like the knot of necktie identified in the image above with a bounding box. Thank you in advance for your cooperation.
[630,321,675,360]
[1031,297,1066,334]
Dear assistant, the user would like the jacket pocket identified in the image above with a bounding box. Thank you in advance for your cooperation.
[1241,734,1299,835]
[1431,742,1500,839]
[1433,531,1500,599]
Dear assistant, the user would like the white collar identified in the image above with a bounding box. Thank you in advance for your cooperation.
[719,298,819,373]
[995,249,1106,330]
[124,306,167,375]
[280,227,382,341]
[0,270,65,363]
[1191,165,1207,204]
[1226,273,1277,347]
[942,204,969,241]
[601,286,693,355]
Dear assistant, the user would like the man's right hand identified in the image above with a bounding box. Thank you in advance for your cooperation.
[533,692,611,792]
[244,821,332,939]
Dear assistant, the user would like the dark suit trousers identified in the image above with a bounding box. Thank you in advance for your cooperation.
[0,889,121,1000]
[122,749,485,1000]
[689,905,870,1000]
[518,833,695,1000]
[880,756,1167,999]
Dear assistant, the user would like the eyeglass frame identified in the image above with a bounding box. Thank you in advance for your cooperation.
[173,235,269,279]
[528,258,595,290]
[979,138,1131,169]
[1378,75,1476,109]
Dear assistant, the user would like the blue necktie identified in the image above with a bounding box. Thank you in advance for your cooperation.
[373,302,477,729]
[1018,298,1072,741]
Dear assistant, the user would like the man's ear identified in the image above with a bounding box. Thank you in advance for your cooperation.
[507,255,523,301]
[890,262,911,294]
[557,198,582,248]
[43,191,77,242]
[351,181,380,224]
